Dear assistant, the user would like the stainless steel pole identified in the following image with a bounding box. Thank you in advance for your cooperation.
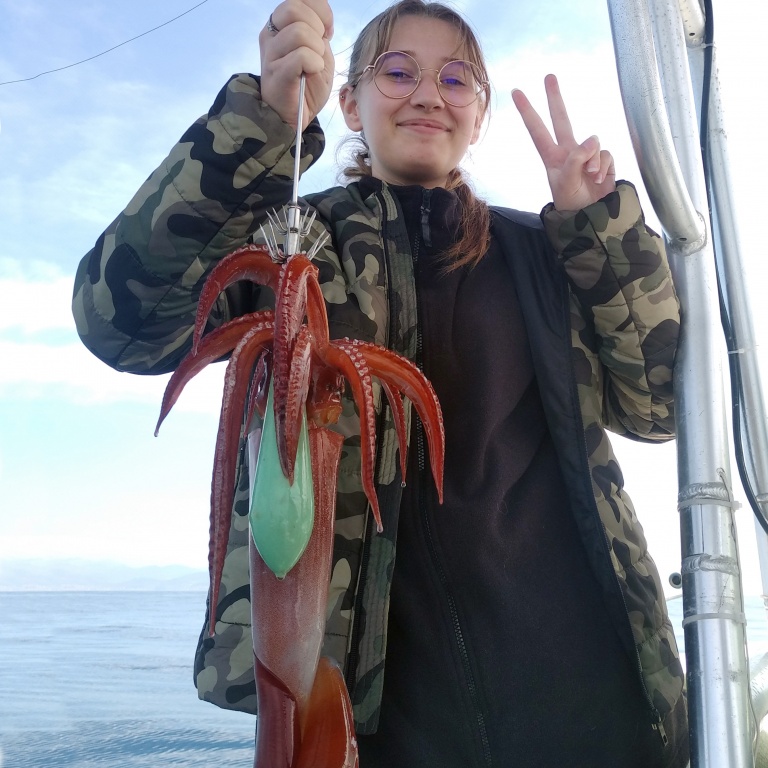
[606,0,754,764]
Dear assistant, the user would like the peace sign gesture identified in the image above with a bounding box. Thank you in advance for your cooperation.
[512,74,616,211]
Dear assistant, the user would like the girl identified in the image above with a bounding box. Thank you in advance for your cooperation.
[73,1,688,764]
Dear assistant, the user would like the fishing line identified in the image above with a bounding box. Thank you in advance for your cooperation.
[0,0,212,87]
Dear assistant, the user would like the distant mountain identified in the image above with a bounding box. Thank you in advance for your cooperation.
[0,558,209,592]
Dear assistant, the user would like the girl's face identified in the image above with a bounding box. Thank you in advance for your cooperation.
[341,16,485,189]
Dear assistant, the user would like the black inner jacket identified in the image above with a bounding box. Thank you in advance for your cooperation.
[354,179,672,768]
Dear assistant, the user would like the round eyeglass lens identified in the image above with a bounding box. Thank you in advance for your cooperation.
[373,52,420,97]
[438,60,482,106]
[372,52,483,106]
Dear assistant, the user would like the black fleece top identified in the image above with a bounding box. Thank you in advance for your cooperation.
[355,180,674,768]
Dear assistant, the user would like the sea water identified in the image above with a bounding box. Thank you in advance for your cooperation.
[0,592,254,768]
[2,591,768,767]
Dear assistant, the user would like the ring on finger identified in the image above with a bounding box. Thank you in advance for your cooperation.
[267,13,280,34]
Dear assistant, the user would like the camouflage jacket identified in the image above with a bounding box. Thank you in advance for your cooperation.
[72,74,684,740]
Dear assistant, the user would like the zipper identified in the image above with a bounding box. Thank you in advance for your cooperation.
[412,210,426,472]
[420,189,433,249]
[419,460,494,766]
[344,189,398,699]
[344,448,377,694]
[413,188,493,766]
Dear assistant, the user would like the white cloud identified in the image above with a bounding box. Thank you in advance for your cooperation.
[0,488,213,569]
[0,268,226,412]
[0,337,226,416]
[0,274,74,333]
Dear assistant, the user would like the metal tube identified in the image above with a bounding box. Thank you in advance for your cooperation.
[677,0,706,46]
[606,0,705,251]
[650,1,753,763]
[285,75,306,257]
[607,0,754,764]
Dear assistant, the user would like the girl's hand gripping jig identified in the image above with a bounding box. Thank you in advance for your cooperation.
[260,0,335,132]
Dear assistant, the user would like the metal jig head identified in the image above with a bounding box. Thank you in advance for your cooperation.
[259,75,330,263]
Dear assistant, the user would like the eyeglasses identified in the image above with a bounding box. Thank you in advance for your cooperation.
[355,51,487,108]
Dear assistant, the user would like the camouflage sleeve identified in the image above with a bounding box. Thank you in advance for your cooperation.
[541,181,679,440]
[72,73,325,374]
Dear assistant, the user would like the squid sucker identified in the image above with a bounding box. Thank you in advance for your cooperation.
[155,241,445,767]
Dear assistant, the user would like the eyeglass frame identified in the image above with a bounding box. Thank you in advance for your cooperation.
[351,50,489,108]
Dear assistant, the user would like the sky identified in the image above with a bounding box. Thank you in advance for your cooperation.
[1,0,767,597]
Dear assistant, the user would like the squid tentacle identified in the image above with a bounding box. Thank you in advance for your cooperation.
[337,340,445,503]
[281,326,314,483]
[305,275,331,350]
[244,349,271,429]
[253,656,300,768]
[155,311,274,436]
[209,323,274,634]
[316,341,383,532]
[272,256,319,480]
[294,657,357,768]
[193,245,281,354]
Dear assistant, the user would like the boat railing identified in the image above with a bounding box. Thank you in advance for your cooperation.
[607,0,768,765]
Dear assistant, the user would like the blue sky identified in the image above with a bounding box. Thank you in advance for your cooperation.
[1,0,767,594]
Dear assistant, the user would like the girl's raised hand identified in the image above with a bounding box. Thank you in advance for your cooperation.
[512,74,616,211]
[259,0,335,132]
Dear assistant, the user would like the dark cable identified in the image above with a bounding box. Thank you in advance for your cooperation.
[699,0,768,533]
[0,0,211,87]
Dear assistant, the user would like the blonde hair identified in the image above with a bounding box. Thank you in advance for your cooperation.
[341,0,491,269]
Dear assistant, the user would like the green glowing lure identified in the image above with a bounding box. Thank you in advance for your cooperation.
[249,382,314,579]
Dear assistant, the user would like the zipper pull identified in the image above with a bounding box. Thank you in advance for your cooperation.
[420,189,432,249]
[652,718,668,746]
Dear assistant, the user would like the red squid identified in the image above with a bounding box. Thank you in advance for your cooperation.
[156,241,445,767]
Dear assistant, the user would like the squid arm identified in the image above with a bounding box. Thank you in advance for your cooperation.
[192,245,281,354]
[280,326,314,484]
[316,343,383,531]
[208,322,274,634]
[155,310,273,436]
[271,255,320,482]
[341,341,445,504]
